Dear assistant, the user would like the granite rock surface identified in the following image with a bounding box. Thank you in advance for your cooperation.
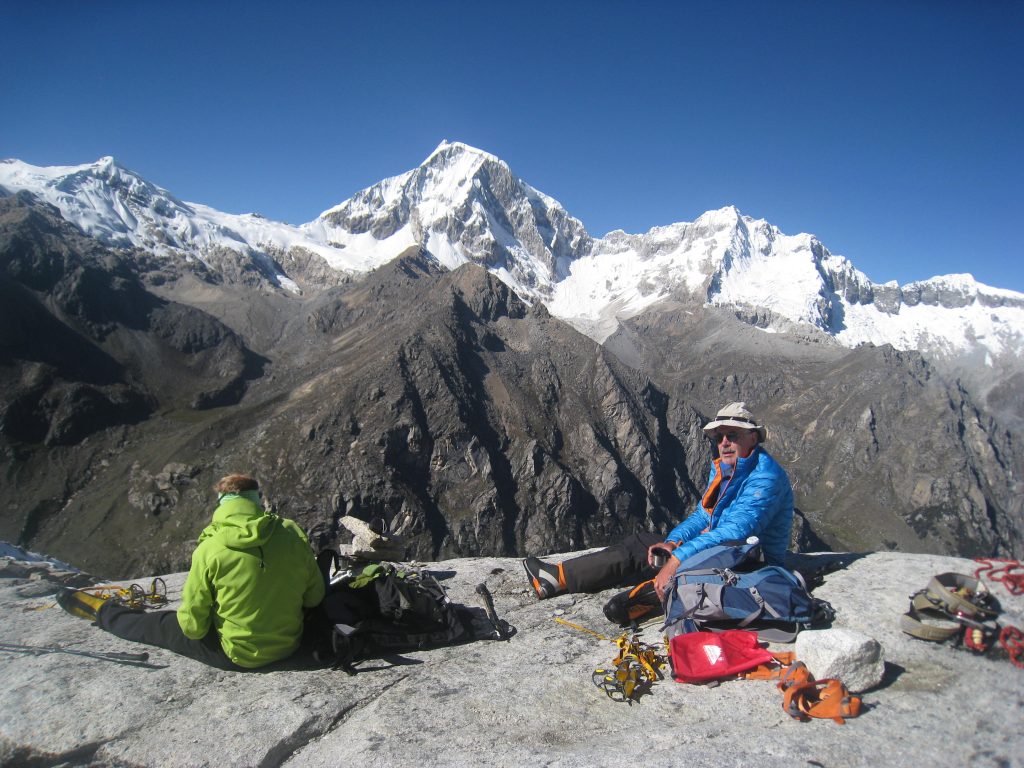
[1,549,1021,768]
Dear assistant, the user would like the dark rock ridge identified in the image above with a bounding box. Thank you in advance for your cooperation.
[0,192,1020,579]
[0,194,264,422]
[823,253,1024,315]
[245,253,700,565]
[606,300,1023,558]
[0,194,266,563]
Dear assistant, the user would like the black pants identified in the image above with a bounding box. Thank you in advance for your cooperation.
[97,603,242,671]
[561,531,664,593]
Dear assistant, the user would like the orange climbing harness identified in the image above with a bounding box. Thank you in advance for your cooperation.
[739,650,797,680]
[776,661,862,724]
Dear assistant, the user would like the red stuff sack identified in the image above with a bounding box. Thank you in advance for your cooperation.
[670,629,774,684]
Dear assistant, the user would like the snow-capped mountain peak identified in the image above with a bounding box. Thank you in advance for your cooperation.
[316,141,501,231]
[2,146,1022,368]
[0,157,382,288]
[1,156,196,246]
[310,141,592,298]
[548,203,1024,366]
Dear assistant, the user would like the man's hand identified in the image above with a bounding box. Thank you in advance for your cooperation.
[654,557,680,599]
[647,542,674,568]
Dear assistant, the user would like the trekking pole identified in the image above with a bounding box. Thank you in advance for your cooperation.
[0,641,167,669]
[475,583,511,640]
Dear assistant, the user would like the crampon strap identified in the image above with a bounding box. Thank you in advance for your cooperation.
[554,618,666,704]
[591,632,666,703]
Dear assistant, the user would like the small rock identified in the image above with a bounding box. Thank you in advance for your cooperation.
[15,582,60,598]
[795,627,886,693]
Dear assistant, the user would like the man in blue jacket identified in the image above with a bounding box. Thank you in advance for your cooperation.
[524,402,794,601]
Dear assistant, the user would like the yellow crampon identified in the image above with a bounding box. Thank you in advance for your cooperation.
[83,578,168,610]
[555,618,666,703]
[591,631,666,703]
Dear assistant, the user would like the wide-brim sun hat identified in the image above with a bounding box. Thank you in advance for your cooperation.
[703,401,768,442]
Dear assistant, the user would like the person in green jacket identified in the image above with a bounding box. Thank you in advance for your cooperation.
[58,474,326,670]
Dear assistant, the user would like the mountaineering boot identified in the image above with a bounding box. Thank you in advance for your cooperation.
[523,557,566,599]
[56,588,110,621]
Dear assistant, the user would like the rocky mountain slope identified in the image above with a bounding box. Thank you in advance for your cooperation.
[606,301,1022,557]
[1,146,1021,576]
[2,548,1022,767]
[1,192,706,577]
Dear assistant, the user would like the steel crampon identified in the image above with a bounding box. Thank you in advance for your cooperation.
[555,616,666,702]
[591,629,666,703]
[82,578,168,610]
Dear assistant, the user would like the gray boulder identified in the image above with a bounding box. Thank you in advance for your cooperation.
[795,627,886,693]
[1,550,1021,767]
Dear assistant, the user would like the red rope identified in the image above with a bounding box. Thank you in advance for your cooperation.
[999,626,1024,670]
[974,558,1024,596]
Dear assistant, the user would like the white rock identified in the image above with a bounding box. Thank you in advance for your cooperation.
[796,627,886,693]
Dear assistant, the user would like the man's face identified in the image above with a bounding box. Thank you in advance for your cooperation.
[713,428,759,466]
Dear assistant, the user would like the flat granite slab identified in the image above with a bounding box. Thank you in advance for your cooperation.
[1,550,1021,767]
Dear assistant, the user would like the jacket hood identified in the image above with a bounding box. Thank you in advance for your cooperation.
[199,491,279,549]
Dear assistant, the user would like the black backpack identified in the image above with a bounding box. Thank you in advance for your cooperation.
[311,555,512,673]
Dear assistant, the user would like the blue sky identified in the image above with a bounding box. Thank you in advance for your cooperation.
[4,1,1022,292]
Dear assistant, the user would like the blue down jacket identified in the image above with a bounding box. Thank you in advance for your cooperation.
[665,446,794,567]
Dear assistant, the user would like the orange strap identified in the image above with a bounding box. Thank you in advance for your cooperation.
[740,651,797,680]
[628,579,654,599]
[776,660,813,690]
[624,579,660,622]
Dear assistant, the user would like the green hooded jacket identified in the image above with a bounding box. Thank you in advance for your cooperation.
[177,491,325,668]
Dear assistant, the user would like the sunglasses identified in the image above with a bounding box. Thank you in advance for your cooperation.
[713,430,750,444]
